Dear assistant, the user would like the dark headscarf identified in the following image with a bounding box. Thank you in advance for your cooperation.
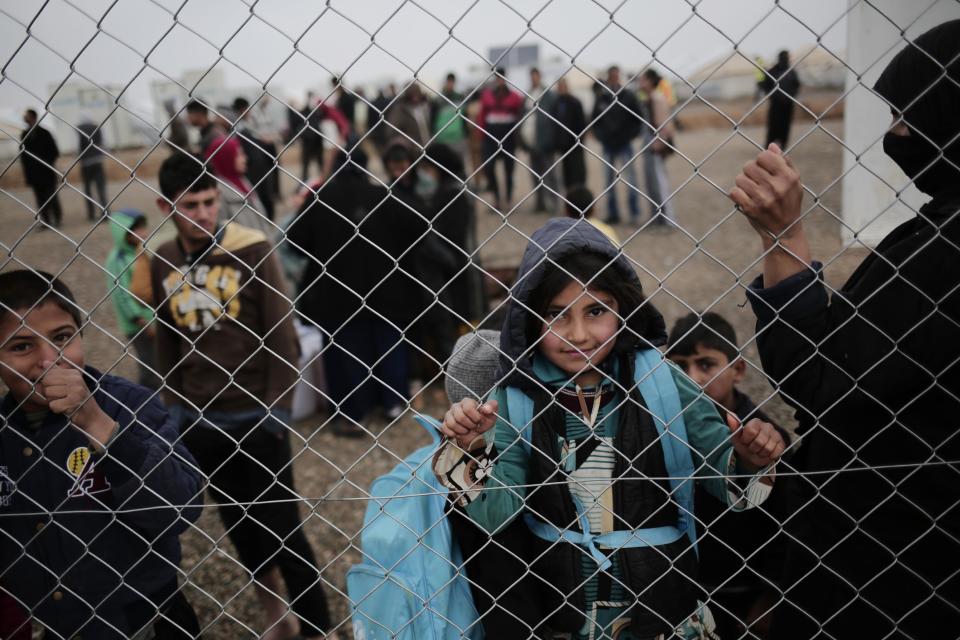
[874,19,960,196]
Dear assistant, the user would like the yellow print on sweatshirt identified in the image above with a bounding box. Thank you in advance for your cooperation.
[162,264,242,331]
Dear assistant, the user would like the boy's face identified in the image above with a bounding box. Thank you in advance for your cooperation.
[158,186,220,245]
[0,302,84,412]
[668,343,744,410]
[539,280,620,385]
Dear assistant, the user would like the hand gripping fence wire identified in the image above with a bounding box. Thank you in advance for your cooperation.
[0,1,959,638]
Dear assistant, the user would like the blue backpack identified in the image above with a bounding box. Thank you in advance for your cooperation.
[346,416,483,640]
[506,348,698,568]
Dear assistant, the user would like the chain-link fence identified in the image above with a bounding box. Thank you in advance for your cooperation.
[1,0,959,638]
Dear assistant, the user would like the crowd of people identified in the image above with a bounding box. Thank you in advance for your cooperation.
[2,19,958,639]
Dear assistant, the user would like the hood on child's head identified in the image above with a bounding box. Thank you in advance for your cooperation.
[109,208,146,249]
[496,217,666,391]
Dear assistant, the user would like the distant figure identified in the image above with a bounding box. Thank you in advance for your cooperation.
[20,109,62,229]
[76,118,107,220]
[369,83,396,150]
[591,65,644,224]
[639,69,677,226]
[297,91,350,183]
[549,76,587,189]
[478,67,524,211]
[330,75,357,131]
[232,97,276,220]
[431,72,468,163]
[386,83,431,149]
[526,67,558,212]
[761,50,800,148]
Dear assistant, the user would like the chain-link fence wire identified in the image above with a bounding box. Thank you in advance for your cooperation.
[1,0,959,637]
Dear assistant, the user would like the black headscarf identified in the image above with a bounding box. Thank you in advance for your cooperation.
[874,19,960,196]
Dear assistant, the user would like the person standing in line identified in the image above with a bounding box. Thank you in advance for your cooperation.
[104,208,159,390]
[330,76,357,132]
[76,116,108,220]
[294,91,350,184]
[525,67,558,212]
[549,75,588,189]
[20,109,62,230]
[232,97,276,221]
[431,73,469,166]
[150,152,337,639]
[478,67,525,212]
[639,68,677,226]
[590,66,643,224]
[386,82,432,149]
[761,50,800,148]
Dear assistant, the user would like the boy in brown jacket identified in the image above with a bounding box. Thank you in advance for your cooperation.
[151,152,334,639]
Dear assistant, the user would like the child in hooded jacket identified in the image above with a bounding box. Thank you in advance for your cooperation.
[438,218,786,639]
[103,208,157,389]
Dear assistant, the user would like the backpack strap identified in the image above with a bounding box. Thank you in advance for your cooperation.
[633,348,697,547]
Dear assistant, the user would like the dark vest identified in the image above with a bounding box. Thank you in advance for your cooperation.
[522,354,701,636]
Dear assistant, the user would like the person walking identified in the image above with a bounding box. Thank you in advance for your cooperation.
[761,50,800,148]
[590,66,643,224]
[76,117,108,220]
[20,109,62,229]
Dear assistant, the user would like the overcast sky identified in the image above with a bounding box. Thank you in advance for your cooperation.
[0,0,853,122]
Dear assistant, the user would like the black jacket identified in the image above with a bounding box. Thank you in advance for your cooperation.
[0,368,203,638]
[20,124,59,186]
[590,85,643,147]
[287,167,446,333]
[746,187,960,638]
[550,93,587,154]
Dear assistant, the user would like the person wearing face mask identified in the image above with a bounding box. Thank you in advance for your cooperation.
[730,20,960,639]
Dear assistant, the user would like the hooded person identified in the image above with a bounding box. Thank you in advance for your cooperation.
[104,208,158,389]
[731,19,960,639]
[435,218,787,639]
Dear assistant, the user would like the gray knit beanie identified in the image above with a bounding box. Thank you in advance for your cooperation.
[444,330,502,403]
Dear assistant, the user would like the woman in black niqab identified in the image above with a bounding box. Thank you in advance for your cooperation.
[731,19,960,640]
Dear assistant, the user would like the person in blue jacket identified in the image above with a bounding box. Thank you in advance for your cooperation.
[0,269,203,639]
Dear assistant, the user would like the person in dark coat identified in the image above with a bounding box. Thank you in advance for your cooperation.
[76,118,107,220]
[730,20,960,639]
[20,109,62,229]
[232,97,276,220]
[549,76,587,189]
[761,50,800,148]
[286,144,427,436]
[590,66,644,224]
[420,143,485,326]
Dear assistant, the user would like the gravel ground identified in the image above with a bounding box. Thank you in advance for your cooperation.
[0,119,865,638]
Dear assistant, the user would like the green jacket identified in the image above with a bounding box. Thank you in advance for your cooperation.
[104,209,153,336]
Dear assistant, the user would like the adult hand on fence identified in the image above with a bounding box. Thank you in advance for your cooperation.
[40,359,117,451]
[726,412,784,475]
[730,143,813,288]
[730,143,803,239]
[441,397,498,449]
